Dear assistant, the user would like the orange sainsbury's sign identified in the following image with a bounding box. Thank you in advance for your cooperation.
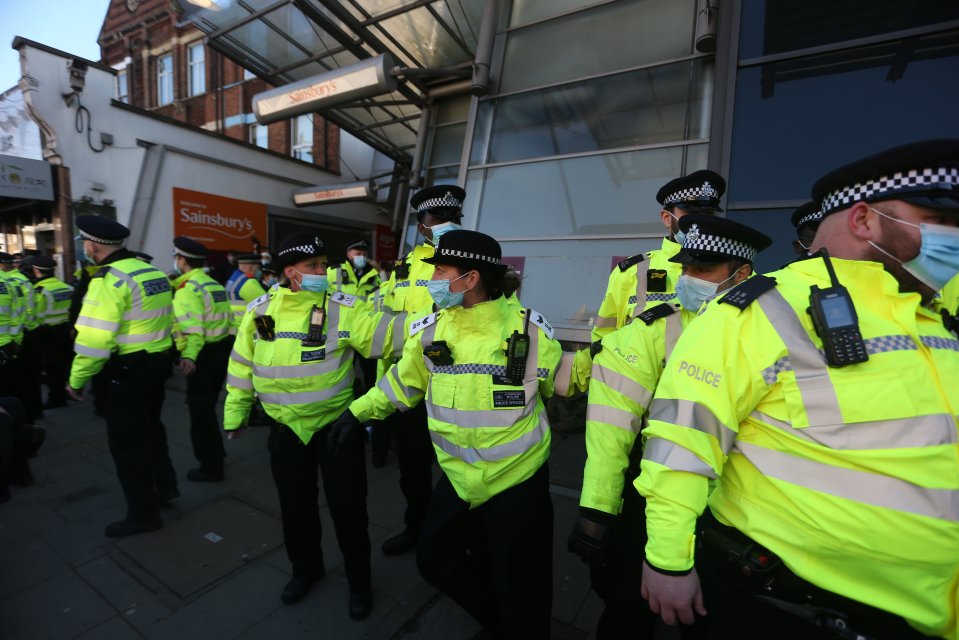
[172,187,267,251]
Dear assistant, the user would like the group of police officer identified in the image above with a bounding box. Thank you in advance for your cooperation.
[1,137,957,638]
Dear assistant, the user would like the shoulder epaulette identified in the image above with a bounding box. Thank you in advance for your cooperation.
[409,312,438,336]
[718,275,777,311]
[246,293,270,312]
[523,308,555,340]
[330,292,357,308]
[92,266,111,279]
[617,253,646,272]
[636,302,677,326]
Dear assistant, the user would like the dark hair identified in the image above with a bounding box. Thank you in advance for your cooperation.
[184,256,205,269]
[478,268,506,300]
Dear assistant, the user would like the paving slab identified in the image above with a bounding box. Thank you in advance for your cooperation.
[0,535,69,600]
[0,571,115,640]
[39,504,125,566]
[74,616,145,640]
[75,554,174,636]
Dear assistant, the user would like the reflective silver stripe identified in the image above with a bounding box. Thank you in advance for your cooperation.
[377,367,408,410]
[426,389,536,427]
[231,350,253,367]
[0,306,11,314]
[257,374,353,405]
[252,351,348,379]
[208,312,232,322]
[0,325,17,334]
[594,316,617,328]
[735,441,959,522]
[116,329,171,344]
[226,373,253,390]
[631,260,652,316]
[648,398,737,453]
[642,438,717,478]
[587,403,642,433]
[761,356,792,386]
[430,411,550,464]
[204,327,231,337]
[554,351,576,396]
[75,343,112,358]
[369,313,390,357]
[325,295,342,353]
[921,335,959,352]
[663,309,683,362]
[391,312,408,353]
[76,316,121,332]
[863,334,917,354]
[176,314,200,323]
[593,363,653,407]
[180,326,204,335]
[756,289,841,425]
[107,267,142,308]
[751,410,958,450]
[420,322,440,373]
[123,307,170,321]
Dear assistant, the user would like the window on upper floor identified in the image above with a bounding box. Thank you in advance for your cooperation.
[115,70,128,103]
[157,53,173,105]
[188,43,205,96]
[291,115,313,163]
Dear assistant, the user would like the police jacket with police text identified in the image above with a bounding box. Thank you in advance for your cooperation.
[34,276,74,327]
[172,269,233,361]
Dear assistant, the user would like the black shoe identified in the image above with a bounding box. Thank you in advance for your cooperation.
[381,528,418,556]
[348,591,373,620]
[156,486,180,505]
[42,400,67,410]
[281,576,318,605]
[105,518,162,538]
[187,467,224,483]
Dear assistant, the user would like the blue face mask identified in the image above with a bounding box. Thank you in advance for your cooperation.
[669,213,685,245]
[293,269,329,294]
[172,258,182,275]
[427,271,471,309]
[429,221,462,245]
[870,207,959,291]
[675,271,736,312]
[352,255,367,270]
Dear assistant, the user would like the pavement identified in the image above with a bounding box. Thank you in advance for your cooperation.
[0,381,607,640]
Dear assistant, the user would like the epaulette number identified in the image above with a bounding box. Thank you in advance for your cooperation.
[410,312,438,336]
[247,293,269,312]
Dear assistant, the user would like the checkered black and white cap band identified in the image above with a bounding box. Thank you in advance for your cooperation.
[435,247,500,265]
[821,167,959,214]
[664,181,720,206]
[417,191,463,210]
[79,230,125,245]
[278,238,324,257]
[175,248,205,259]
[682,224,757,262]
[796,209,823,227]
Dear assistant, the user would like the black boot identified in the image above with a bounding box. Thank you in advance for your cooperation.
[349,591,373,620]
[381,528,418,555]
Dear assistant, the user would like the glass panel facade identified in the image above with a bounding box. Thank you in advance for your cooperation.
[428,124,467,167]
[726,208,797,274]
[728,31,959,203]
[188,43,206,96]
[292,115,314,163]
[472,144,706,238]
[509,0,608,28]
[472,58,711,165]
[739,0,959,60]
[156,54,173,106]
[498,0,695,94]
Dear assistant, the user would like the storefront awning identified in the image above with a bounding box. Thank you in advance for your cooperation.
[180,0,485,163]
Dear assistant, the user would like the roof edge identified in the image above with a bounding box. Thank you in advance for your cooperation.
[11,36,116,75]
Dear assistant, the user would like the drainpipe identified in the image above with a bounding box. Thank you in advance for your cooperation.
[471,0,499,96]
[408,105,431,189]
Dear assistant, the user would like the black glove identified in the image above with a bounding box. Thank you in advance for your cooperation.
[327,410,362,457]
[568,507,615,564]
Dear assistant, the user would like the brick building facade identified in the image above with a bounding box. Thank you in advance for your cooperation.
[97,0,339,173]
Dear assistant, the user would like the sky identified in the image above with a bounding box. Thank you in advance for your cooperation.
[0,0,112,91]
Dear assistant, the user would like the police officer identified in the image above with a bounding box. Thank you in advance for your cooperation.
[333,230,581,638]
[593,170,726,341]
[171,237,233,482]
[224,232,407,617]
[225,252,266,323]
[0,253,42,421]
[638,139,959,639]
[67,216,178,537]
[569,216,771,640]
[373,185,467,554]
[0,253,24,398]
[790,201,823,258]
[333,239,380,300]
[31,256,74,409]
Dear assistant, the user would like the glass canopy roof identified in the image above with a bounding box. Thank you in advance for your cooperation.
[180,0,485,162]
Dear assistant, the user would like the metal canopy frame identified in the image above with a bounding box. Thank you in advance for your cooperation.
[180,0,485,163]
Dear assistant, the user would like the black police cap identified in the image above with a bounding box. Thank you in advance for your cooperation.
[410,185,465,221]
[75,215,130,245]
[421,229,508,275]
[0,252,12,264]
[790,201,823,230]
[274,232,326,270]
[813,139,959,217]
[346,239,370,252]
[236,253,261,264]
[669,214,772,266]
[173,236,209,259]
[656,170,726,212]
[32,256,57,270]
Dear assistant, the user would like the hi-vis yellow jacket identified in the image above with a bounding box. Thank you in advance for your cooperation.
[0,271,23,347]
[350,296,589,507]
[331,261,381,305]
[942,273,959,318]
[379,243,435,314]
[581,302,693,515]
[171,269,233,361]
[70,251,174,389]
[224,287,408,443]
[637,257,959,639]
[225,268,266,322]
[592,238,681,342]
[34,276,74,327]
[7,270,38,332]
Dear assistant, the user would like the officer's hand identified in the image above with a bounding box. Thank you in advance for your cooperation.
[65,384,84,402]
[567,507,614,563]
[180,358,196,375]
[328,410,361,456]
[641,562,707,626]
[226,428,245,440]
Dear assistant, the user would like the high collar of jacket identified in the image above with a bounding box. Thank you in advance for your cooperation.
[97,248,137,266]
[661,236,682,258]
[787,255,928,309]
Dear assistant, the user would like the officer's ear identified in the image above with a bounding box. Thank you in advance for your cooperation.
[659,208,674,230]
[733,263,752,285]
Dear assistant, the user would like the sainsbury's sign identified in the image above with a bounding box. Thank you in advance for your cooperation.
[172,187,267,251]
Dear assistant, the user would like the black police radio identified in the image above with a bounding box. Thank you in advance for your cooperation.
[502,310,532,385]
[807,249,868,367]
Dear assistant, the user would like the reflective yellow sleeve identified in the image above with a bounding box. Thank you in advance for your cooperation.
[592,267,627,342]
[350,329,427,422]
[534,330,564,399]
[69,277,124,389]
[173,286,205,361]
[238,277,266,303]
[223,310,257,430]
[344,306,409,360]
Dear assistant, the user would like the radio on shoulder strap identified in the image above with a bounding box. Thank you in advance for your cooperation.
[806,249,868,367]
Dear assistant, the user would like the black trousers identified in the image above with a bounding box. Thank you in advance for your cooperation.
[268,421,371,593]
[390,402,433,532]
[185,337,232,472]
[38,324,72,405]
[696,512,936,640]
[9,331,43,421]
[416,464,553,639]
[105,351,177,522]
[0,396,28,492]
